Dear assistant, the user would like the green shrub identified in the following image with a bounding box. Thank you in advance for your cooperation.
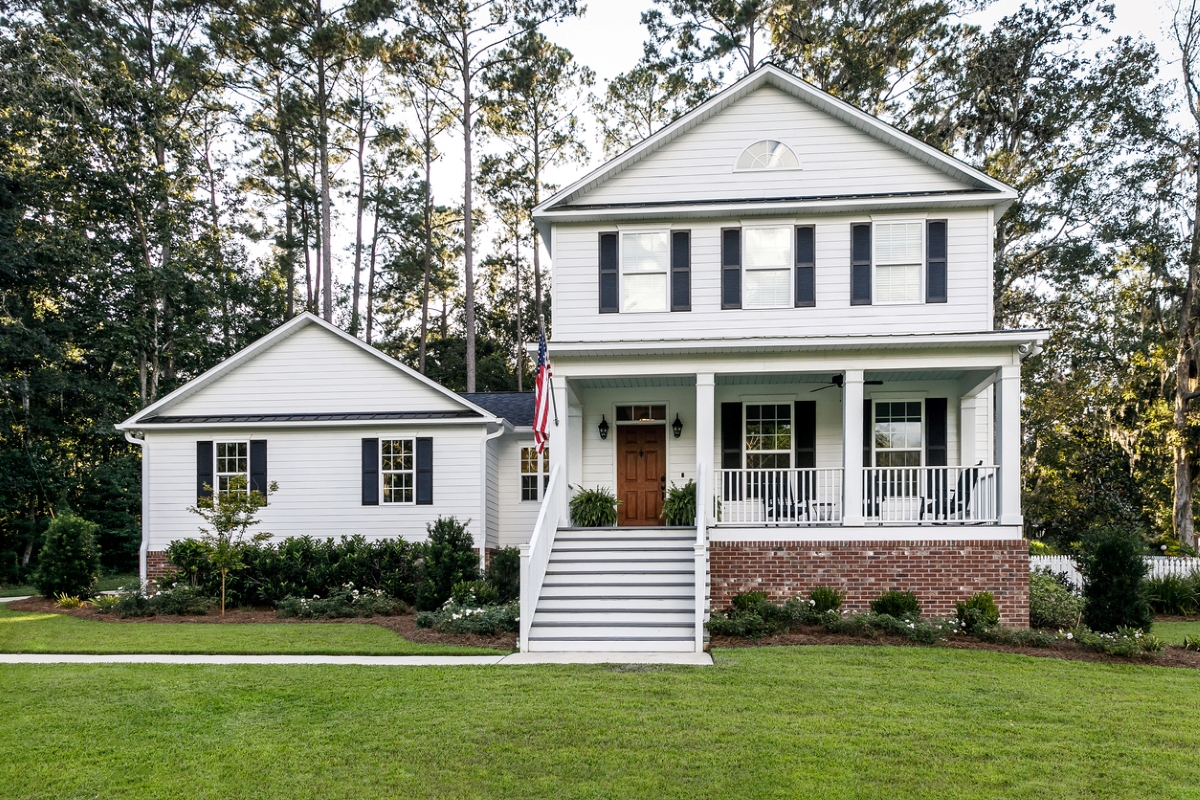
[955,592,1000,633]
[114,584,153,618]
[1029,568,1084,629]
[809,585,844,613]
[90,594,121,613]
[451,580,499,607]
[707,591,799,638]
[149,583,215,615]
[1069,626,1163,658]
[32,511,101,599]
[870,590,920,618]
[276,583,406,619]
[975,626,1057,648]
[661,480,697,526]
[416,601,519,635]
[1183,635,1200,652]
[1078,525,1153,632]
[1145,574,1199,616]
[485,546,521,603]
[53,593,84,609]
[568,486,619,527]
[415,517,479,611]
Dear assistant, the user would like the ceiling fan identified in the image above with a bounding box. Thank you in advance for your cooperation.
[810,374,884,393]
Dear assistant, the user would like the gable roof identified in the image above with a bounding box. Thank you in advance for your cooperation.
[459,392,535,428]
[533,65,1016,232]
[118,313,500,429]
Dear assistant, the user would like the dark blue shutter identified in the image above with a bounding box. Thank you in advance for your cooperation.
[851,224,872,305]
[249,440,268,499]
[721,228,741,309]
[926,220,947,303]
[794,401,816,468]
[599,233,618,313]
[925,398,948,466]
[721,402,742,469]
[362,438,379,506]
[862,399,873,468]
[196,441,213,501]
[795,226,815,307]
[416,437,433,505]
[671,230,691,311]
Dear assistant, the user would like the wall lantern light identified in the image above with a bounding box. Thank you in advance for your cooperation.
[672,413,683,439]
[598,415,609,440]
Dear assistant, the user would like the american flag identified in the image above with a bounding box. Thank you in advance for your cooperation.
[533,328,553,453]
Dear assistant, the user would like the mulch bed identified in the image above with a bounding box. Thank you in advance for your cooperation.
[6,596,517,651]
[710,625,1200,669]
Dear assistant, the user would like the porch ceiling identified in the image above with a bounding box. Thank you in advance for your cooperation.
[572,375,697,390]
[716,373,830,385]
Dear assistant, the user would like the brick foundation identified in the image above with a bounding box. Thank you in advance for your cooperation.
[709,539,1029,626]
[145,550,170,580]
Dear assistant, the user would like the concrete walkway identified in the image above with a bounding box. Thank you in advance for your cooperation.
[0,595,31,603]
[0,651,713,666]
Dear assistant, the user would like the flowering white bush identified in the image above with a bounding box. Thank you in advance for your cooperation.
[277,582,405,619]
[416,601,518,635]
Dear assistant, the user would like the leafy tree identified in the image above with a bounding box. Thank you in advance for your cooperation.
[188,476,276,615]
[31,511,101,599]
[416,516,479,610]
[1078,524,1154,632]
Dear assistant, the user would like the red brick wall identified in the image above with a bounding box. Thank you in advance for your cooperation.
[709,539,1029,626]
[145,550,170,580]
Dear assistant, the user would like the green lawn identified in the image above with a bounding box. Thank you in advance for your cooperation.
[1,647,1197,799]
[0,572,138,597]
[0,606,505,656]
[1155,619,1200,644]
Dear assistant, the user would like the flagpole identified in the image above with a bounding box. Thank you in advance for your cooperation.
[540,315,559,426]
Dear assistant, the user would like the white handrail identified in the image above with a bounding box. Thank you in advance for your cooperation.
[862,465,998,524]
[519,463,561,653]
[694,463,707,653]
[712,468,843,525]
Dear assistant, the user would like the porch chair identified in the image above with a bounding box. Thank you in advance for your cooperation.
[921,462,982,522]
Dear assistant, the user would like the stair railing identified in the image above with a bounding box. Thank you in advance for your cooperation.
[520,463,562,653]
[694,463,708,654]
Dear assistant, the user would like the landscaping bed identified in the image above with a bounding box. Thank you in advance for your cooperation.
[4,596,516,651]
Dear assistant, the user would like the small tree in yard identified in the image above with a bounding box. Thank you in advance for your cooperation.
[1079,524,1154,632]
[188,476,276,615]
[32,511,101,599]
[417,517,479,610]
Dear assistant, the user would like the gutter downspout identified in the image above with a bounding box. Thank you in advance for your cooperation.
[479,423,507,575]
[123,429,148,584]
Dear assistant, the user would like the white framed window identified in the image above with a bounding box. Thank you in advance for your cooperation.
[215,441,248,495]
[520,446,550,501]
[620,230,669,313]
[874,401,922,467]
[744,404,792,469]
[743,226,792,309]
[381,438,415,504]
[736,140,800,170]
[874,222,923,304]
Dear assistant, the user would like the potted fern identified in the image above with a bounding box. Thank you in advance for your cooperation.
[569,486,620,527]
[661,480,698,526]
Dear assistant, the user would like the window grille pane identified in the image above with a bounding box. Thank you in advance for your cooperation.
[744,268,791,308]
[875,264,919,304]
[622,273,668,312]
[744,227,790,268]
[621,231,669,272]
[521,476,539,502]
[383,472,413,503]
[875,222,923,264]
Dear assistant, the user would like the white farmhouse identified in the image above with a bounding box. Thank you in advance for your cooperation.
[119,65,1044,654]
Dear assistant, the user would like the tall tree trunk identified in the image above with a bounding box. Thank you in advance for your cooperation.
[301,201,313,312]
[532,132,544,322]
[350,97,367,336]
[279,81,296,320]
[204,130,230,356]
[515,234,523,392]
[317,9,334,323]
[1173,157,1200,550]
[462,66,477,392]
[366,194,380,345]
[420,139,433,374]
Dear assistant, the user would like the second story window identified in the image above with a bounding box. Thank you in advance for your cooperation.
[621,230,669,312]
[743,226,792,308]
[874,222,923,304]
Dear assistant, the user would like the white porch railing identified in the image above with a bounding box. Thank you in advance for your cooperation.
[712,468,844,525]
[519,463,561,653]
[862,465,998,524]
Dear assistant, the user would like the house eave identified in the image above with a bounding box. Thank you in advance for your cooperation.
[115,416,508,433]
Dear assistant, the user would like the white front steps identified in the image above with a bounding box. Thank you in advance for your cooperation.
[526,527,698,653]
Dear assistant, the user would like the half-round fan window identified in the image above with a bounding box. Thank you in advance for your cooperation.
[736,140,799,170]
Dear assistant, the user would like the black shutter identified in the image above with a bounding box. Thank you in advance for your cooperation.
[851,223,872,305]
[671,230,691,312]
[721,228,741,309]
[362,438,379,506]
[794,401,816,468]
[599,232,619,313]
[416,437,433,505]
[926,398,948,467]
[926,220,947,303]
[249,440,268,499]
[862,399,873,468]
[795,226,815,307]
[196,441,213,501]
[721,402,742,469]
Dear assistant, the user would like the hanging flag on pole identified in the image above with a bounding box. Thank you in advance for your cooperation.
[533,324,554,453]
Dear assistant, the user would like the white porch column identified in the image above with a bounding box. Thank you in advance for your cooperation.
[549,378,571,526]
[996,364,1022,526]
[842,369,865,526]
[695,373,715,516]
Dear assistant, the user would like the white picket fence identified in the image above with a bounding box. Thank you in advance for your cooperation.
[1031,555,1200,588]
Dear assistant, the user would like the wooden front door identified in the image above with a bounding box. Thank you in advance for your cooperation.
[617,425,666,526]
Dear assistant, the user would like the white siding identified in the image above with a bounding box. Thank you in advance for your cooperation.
[165,324,466,416]
[550,209,992,343]
[570,86,966,207]
[143,424,487,552]
[485,437,500,549]
[496,435,543,548]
